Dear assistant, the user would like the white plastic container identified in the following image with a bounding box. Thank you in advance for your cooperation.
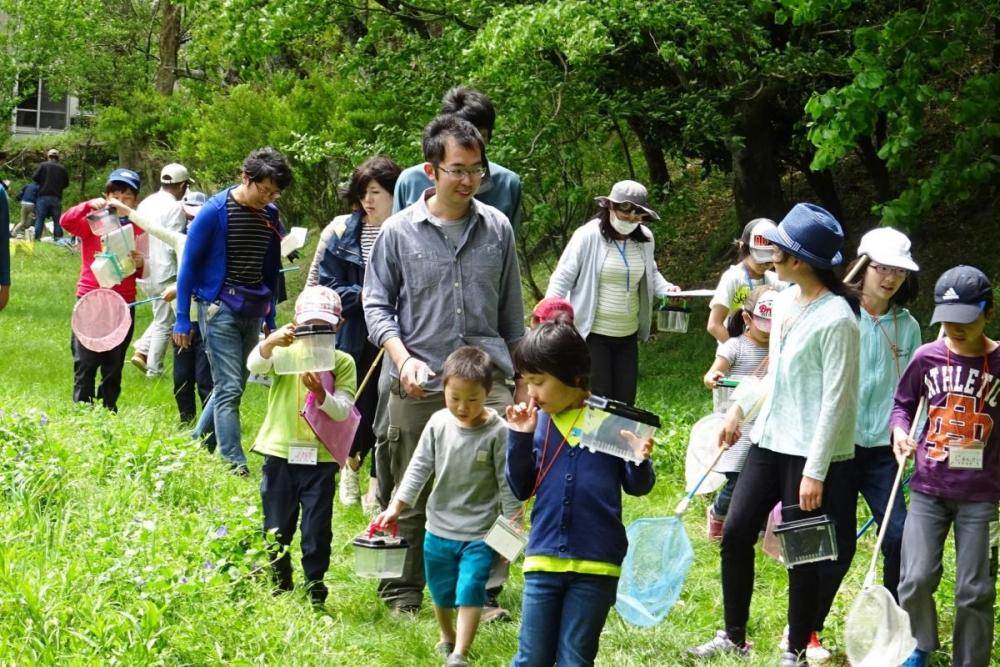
[271,324,337,375]
[91,253,137,288]
[485,516,527,562]
[351,534,409,578]
[657,305,691,333]
[102,223,135,258]
[578,396,660,464]
[713,377,742,414]
[773,505,838,568]
[86,207,122,237]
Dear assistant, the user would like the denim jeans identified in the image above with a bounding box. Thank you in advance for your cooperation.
[34,195,62,240]
[197,301,261,467]
[510,571,619,667]
[855,444,907,597]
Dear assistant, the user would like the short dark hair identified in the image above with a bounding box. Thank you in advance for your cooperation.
[346,156,402,208]
[844,256,919,308]
[104,181,138,197]
[512,317,590,389]
[442,346,493,392]
[422,114,486,166]
[441,87,496,135]
[242,146,293,190]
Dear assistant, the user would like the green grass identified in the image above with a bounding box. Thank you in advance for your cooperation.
[0,238,994,666]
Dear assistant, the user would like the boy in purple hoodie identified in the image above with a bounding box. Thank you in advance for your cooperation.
[892,265,1000,667]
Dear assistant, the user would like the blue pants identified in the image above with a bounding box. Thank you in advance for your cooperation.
[196,301,261,467]
[423,532,493,608]
[511,571,619,667]
[855,444,907,596]
[34,195,62,240]
[260,456,337,603]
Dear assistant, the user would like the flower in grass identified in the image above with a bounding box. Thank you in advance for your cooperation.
[202,560,214,570]
[39,413,49,426]
[179,576,189,584]
[213,525,229,539]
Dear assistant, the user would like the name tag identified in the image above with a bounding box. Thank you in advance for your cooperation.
[476,449,489,464]
[948,443,984,470]
[288,443,318,466]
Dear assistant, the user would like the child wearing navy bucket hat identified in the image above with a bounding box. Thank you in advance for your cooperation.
[689,203,860,667]
[892,265,1000,667]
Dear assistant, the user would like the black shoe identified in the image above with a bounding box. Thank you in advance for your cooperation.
[231,464,250,477]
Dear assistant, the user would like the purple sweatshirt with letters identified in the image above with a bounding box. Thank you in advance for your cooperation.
[890,339,1000,503]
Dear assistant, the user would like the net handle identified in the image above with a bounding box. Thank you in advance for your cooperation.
[675,442,726,516]
[864,395,925,589]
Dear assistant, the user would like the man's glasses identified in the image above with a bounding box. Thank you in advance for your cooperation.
[869,262,908,277]
[253,181,282,201]
[437,166,487,180]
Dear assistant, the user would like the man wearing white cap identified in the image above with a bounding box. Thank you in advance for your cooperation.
[131,163,190,378]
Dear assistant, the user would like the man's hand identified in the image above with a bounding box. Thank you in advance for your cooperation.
[173,331,192,350]
[399,357,434,399]
[162,286,177,303]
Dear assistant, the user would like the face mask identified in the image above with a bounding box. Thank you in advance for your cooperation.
[610,212,640,237]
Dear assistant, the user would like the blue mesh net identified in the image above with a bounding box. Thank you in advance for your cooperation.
[615,517,694,627]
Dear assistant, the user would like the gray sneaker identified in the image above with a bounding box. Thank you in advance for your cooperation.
[779,651,808,667]
[434,641,455,658]
[445,653,469,667]
[687,630,751,659]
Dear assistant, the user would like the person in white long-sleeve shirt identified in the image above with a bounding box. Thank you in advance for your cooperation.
[131,163,189,377]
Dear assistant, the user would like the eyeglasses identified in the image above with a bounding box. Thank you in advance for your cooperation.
[613,202,643,214]
[437,166,487,180]
[252,181,282,201]
[869,262,908,277]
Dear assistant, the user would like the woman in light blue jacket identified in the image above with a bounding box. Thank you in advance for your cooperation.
[545,180,677,404]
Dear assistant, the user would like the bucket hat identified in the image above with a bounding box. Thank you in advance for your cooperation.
[595,180,660,221]
[763,203,844,268]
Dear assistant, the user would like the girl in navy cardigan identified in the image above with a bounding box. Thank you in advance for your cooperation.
[505,317,655,667]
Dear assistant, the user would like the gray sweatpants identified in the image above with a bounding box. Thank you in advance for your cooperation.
[377,377,512,610]
[898,490,998,667]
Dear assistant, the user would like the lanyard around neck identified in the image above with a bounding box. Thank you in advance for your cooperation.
[612,239,631,292]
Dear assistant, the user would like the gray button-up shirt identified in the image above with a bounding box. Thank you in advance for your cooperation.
[363,190,525,392]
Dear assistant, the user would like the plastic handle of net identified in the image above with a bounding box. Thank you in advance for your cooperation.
[127,295,163,308]
[864,395,926,589]
[675,444,727,516]
[279,265,300,273]
[353,348,385,405]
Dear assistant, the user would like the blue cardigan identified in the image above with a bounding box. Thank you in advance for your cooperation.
[316,210,368,361]
[506,412,655,567]
[174,186,282,333]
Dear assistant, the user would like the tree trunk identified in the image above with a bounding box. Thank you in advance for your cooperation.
[730,116,784,222]
[799,163,843,221]
[156,0,183,95]
[855,135,893,202]
[626,118,671,193]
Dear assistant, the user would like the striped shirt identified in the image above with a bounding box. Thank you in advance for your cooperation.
[360,222,380,266]
[224,194,275,286]
[591,239,645,337]
[716,334,769,473]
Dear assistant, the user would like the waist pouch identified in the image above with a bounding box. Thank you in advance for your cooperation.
[219,283,272,319]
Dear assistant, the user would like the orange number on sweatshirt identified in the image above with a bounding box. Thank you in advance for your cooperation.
[926,394,993,461]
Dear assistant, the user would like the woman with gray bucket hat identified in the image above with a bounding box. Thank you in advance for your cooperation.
[545,180,678,404]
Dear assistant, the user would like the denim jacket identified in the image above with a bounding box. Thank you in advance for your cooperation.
[317,210,368,361]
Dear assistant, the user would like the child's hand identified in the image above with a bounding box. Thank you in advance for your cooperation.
[704,370,724,390]
[302,372,326,402]
[371,506,401,536]
[621,430,654,461]
[892,426,917,463]
[505,398,538,433]
[106,197,133,217]
[88,197,107,210]
[260,323,295,358]
[129,250,144,272]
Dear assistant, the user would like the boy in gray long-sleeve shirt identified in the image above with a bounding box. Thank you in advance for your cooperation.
[375,346,521,667]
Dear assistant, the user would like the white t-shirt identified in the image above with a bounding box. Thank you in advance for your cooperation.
[710,262,781,314]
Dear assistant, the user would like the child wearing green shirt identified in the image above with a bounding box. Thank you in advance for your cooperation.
[248,285,358,605]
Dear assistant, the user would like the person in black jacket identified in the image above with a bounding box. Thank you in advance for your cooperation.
[32,148,70,241]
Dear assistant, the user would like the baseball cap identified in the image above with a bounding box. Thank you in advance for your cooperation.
[931,265,993,325]
[160,163,190,184]
[47,148,60,158]
[106,168,141,192]
[744,218,777,264]
[182,191,207,219]
[857,227,919,271]
[295,285,342,326]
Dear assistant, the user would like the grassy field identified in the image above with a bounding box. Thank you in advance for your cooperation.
[0,237,992,666]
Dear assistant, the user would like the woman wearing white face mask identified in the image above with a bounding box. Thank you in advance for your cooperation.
[545,180,679,404]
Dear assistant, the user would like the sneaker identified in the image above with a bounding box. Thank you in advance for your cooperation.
[687,630,751,659]
[805,633,831,663]
[901,649,928,667]
[707,506,724,542]
[434,641,455,658]
[445,653,469,667]
[480,605,511,623]
[230,464,250,478]
[779,651,808,667]
[780,625,789,651]
[131,353,148,372]
[361,492,380,516]
[339,464,360,505]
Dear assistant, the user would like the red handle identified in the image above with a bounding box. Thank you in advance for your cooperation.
[367,519,398,539]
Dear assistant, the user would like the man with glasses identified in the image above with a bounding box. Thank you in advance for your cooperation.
[174,147,292,476]
[393,87,522,234]
[364,115,525,615]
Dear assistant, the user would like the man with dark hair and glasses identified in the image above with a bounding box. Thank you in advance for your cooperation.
[393,87,523,234]
[174,146,293,477]
[364,114,525,616]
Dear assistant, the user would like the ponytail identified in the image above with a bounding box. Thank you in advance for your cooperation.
[727,311,747,338]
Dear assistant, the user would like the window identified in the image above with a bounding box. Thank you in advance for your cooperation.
[13,79,73,134]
